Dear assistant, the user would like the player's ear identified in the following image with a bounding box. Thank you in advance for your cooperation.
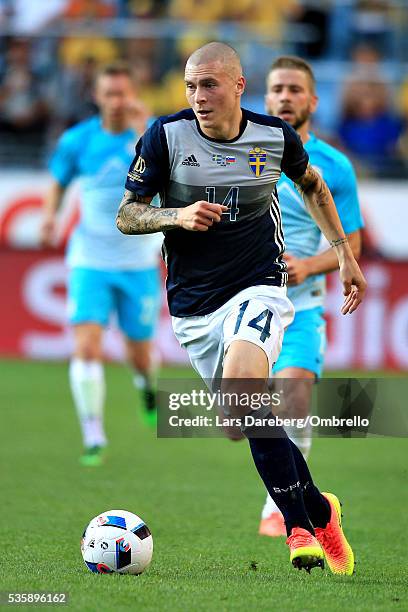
[310,93,318,114]
[236,76,246,97]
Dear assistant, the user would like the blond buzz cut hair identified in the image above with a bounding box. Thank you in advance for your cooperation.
[186,41,242,79]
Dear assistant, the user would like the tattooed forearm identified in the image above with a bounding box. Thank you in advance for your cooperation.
[116,189,179,234]
[293,164,349,246]
[294,164,331,209]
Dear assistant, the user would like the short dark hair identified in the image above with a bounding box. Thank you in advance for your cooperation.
[268,56,315,92]
[96,61,134,82]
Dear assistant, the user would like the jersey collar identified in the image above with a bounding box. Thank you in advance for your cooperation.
[194,109,248,143]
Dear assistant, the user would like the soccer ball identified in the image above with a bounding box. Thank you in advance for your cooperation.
[81,509,153,575]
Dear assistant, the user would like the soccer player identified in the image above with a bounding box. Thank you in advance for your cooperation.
[40,62,162,466]
[117,42,366,574]
[258,56,364,537]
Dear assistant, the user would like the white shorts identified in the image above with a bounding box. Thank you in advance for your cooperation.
[172,285,294,383]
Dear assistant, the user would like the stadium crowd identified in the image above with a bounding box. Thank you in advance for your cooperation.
[0,0,407,176]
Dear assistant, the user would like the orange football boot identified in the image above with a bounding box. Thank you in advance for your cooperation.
[286,527,325,573]
[259,512,286,537]
[315,492,355,576]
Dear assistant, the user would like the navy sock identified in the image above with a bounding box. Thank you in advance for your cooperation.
[247,434,315,535]
[288,439,331,529]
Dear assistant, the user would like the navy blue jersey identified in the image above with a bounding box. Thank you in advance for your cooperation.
[125,108,308,316]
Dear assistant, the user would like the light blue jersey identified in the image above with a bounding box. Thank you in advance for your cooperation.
[277,133,364,311]
[49,116,162,270]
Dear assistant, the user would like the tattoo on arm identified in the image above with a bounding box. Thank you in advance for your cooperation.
[293,164,348,245]
[116,189,179,234]
[294,164,331,209]
[330,237,348,247]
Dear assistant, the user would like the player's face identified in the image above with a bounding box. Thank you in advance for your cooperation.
[265,68,317,130]
[95,74,135,126]
[185,61,245,138]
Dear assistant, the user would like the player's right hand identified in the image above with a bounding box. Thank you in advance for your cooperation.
[39,215,57,248]
[177,201,228,231]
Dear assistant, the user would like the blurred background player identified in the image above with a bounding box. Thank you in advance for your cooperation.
[40,62,162,466]
[259,55,364,536]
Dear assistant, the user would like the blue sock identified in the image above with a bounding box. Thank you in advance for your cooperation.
[288,439,331,529]
[248,434,315,535]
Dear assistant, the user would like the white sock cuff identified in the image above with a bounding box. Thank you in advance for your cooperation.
[132,368,157,390]
[262,493,279,519]
[133,373,147,390]
[70,358,104,382]
[285,424,312,460]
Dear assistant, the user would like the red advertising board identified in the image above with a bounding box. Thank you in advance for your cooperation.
[1,249,407,371]
[0,249,185,363]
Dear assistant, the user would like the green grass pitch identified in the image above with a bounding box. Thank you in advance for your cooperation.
[1,360,407,611]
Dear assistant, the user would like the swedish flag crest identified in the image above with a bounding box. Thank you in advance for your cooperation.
[248,147,267,177]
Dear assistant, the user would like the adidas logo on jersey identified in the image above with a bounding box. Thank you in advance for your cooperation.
[182,154,200,167]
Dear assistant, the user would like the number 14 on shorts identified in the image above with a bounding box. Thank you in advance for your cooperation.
[234,300,273,343]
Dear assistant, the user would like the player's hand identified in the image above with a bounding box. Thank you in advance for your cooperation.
[39,214,57,248]
[284,253,309,285]
[339,257,367,314]
[177,201,228,231]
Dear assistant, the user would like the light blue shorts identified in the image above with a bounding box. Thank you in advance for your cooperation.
[67,267,161,341]
[273,306,326,377]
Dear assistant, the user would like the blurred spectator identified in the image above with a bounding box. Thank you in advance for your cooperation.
[227,0,299,44]
[168,0,299,45]
[351,0,394,58]
[2,0,66,34]
[397,77,408,164]
[338,76,405,177]
[140,31,211,116]
[64,0,116,19]
[346,42,388,82]
[168,0,227,22]
[59,34,119,68]
[48,56,99,136]
[0,0,12,28]
[0,38,49,148]
[350,41,382,69]
[287,1,329,58]
[125,37,163,78]
[0,1,406,173]
[398,72,408,122]
[58,0,120,69]
[119,0,168,18]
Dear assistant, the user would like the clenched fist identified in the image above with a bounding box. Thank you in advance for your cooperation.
[177,201,228,231]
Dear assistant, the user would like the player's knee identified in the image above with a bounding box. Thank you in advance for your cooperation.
[73,325,102,360]
[223,356,265,379]
[74,337,101,360]
[224,363,260,378]
[223,340,269,379]
[74,344,101,361]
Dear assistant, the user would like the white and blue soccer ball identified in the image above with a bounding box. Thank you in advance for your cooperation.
[81,509,153,575]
